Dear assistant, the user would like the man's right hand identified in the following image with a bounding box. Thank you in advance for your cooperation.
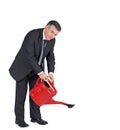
[39,72,48,81]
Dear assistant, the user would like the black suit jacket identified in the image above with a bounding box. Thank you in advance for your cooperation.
[9,28,55,81]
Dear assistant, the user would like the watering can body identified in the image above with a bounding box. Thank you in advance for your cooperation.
[30,78,74,108]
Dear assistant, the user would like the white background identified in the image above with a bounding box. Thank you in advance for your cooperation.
[0,0,120,129]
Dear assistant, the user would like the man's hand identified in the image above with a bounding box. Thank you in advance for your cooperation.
[48,73,54,83]
[39,72,48,81]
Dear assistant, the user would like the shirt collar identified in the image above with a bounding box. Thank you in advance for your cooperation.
[43,29,46,40]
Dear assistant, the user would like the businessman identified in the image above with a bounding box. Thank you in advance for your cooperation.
[9,20,61,127]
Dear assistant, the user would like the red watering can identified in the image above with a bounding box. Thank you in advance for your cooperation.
[30,77,75,108]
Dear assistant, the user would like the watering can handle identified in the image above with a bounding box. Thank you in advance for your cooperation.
[36,77,54,85]
[36,77,55,91]
[36,77,42,85]
[44,79,55,91]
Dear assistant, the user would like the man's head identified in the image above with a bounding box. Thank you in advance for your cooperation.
[44,20,61,40]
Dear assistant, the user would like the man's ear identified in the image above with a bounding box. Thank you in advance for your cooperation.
[44,25,49,30]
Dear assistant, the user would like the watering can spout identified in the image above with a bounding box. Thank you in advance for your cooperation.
[65,104,75,108]
[44,98,75,108]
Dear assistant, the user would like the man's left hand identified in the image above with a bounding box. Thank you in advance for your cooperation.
[48,73,54,83]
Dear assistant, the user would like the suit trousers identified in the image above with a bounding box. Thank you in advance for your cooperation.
[15,73,41,122]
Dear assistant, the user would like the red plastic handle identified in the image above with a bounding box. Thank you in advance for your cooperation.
[36,77,55,90]
[35,77,42,86]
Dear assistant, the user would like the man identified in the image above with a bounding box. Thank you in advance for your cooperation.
[9,20,61,127]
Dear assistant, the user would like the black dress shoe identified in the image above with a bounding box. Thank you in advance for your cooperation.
[31,118,48,125]
[15,121,29,127]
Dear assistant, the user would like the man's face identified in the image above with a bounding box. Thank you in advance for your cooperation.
[44,25,60,40]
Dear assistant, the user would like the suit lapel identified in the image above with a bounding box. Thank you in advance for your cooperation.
[37,29,44,58]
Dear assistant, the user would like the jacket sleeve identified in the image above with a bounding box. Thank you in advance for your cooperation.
[22,31,42,74]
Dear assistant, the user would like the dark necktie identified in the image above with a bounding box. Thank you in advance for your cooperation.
[38,40,47,71]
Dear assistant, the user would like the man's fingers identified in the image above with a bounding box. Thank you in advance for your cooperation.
[39,72,48,81]
[48,75,54,82]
